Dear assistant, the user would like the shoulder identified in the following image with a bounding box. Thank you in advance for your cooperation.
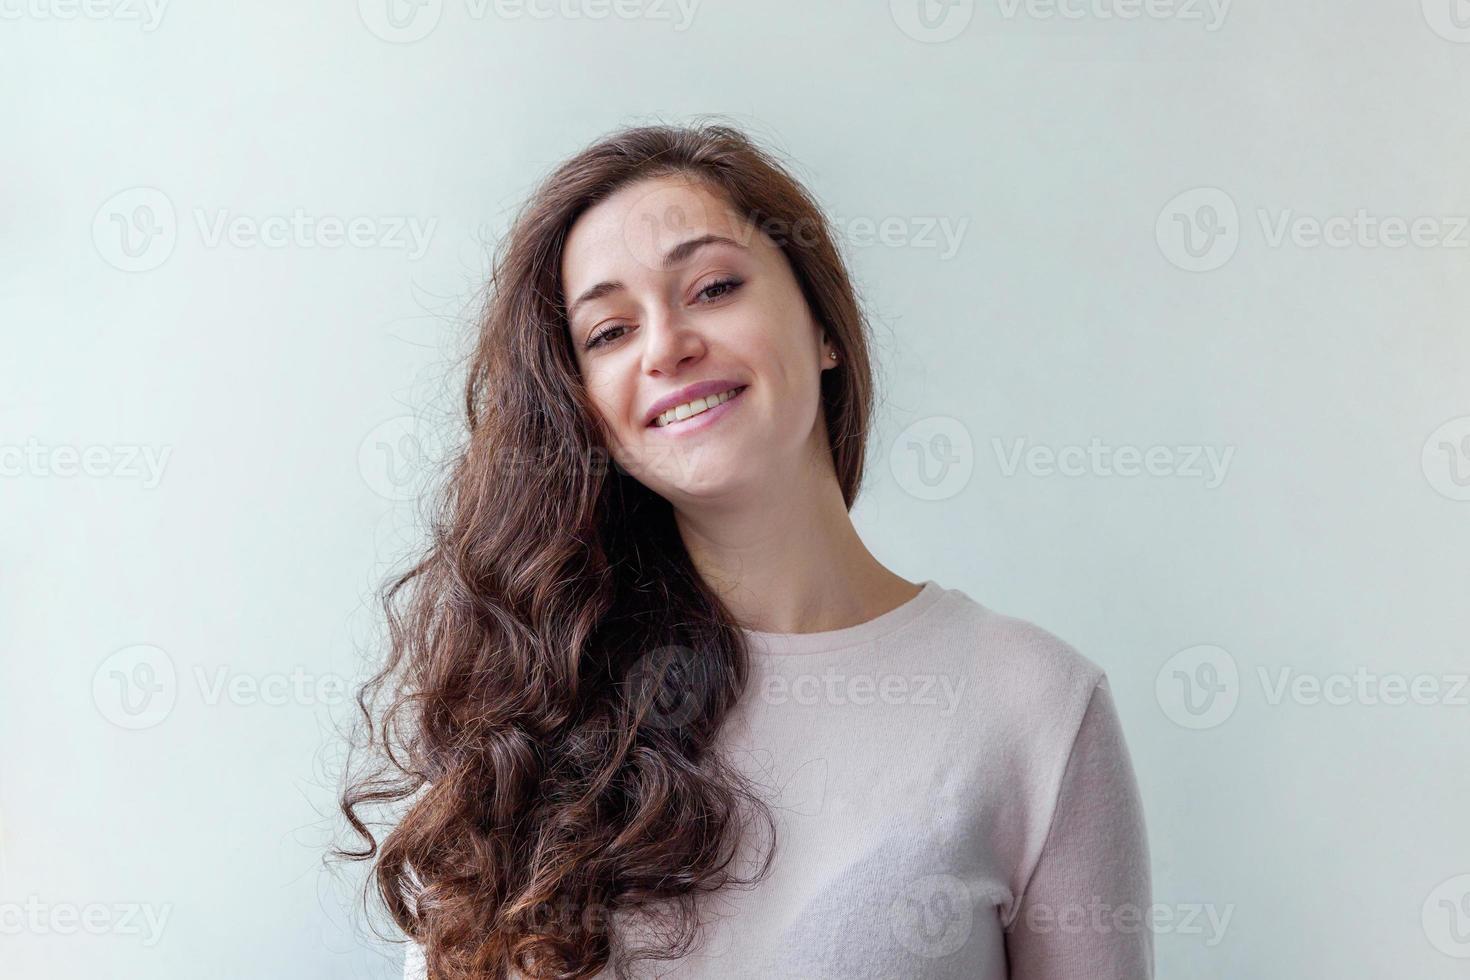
[924,589,1137,923]
[914,585,1113,797]
[928,585,1108,720]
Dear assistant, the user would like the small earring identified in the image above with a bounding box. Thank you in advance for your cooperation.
[828,351,838,360]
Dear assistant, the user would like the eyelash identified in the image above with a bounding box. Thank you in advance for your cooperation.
[583,277,743,351]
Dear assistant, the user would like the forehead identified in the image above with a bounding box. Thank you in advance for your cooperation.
[561,174,749,287]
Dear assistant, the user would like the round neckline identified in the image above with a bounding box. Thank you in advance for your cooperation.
[739,579,946,656]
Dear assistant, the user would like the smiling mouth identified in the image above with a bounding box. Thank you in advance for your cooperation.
[649,385,749,429]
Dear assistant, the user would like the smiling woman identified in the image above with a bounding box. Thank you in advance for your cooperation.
[558,171,850,503]
[337,120,1152,980]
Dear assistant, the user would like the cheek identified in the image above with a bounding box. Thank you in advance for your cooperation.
[584,372,638,440]
[719,288,787,353]
[742,302,811,383]
[749,280,817,353]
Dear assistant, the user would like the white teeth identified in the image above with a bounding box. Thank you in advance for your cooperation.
[654,386,744,428]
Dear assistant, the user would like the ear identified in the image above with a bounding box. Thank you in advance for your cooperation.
[816,322,839,368]
[820,338,839,370]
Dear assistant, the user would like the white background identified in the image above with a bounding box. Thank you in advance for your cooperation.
[3,1,1468,977]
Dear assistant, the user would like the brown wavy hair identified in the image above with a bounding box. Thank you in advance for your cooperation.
[338,118,875,979]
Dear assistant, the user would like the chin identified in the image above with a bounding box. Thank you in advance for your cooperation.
[651,454,749,502]
[618,421,762,499]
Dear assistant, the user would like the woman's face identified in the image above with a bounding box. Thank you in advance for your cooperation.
[561,174,838,502]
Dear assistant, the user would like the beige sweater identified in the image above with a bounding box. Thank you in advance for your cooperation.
[402,579,1154,978]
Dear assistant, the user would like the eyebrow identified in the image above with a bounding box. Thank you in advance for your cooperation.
[565,233,747,328]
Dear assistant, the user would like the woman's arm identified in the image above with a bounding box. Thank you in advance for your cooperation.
[1004,676,1155,979]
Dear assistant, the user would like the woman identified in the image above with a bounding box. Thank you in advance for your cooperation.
[340,121,1154,980]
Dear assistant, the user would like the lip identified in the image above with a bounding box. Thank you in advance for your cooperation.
[647,384,749,437]
[643,379,748,428]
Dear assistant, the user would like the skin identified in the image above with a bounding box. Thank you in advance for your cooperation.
[561,174,920,635]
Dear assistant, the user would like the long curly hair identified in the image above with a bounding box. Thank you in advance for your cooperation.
[337,118,876,979]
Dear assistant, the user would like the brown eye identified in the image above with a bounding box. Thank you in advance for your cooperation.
[585,324,629,351]
[696,277,742,303]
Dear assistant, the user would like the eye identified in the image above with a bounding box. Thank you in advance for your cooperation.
[695,276,742,304]
[584,323,628,351]
[582,278,743,352]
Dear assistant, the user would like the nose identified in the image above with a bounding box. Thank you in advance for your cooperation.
[640,302,706,376]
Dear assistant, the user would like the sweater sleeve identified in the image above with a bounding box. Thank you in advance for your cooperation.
[1004,675,1155,979]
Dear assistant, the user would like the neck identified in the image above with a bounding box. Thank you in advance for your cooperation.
[671,444,915,635]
